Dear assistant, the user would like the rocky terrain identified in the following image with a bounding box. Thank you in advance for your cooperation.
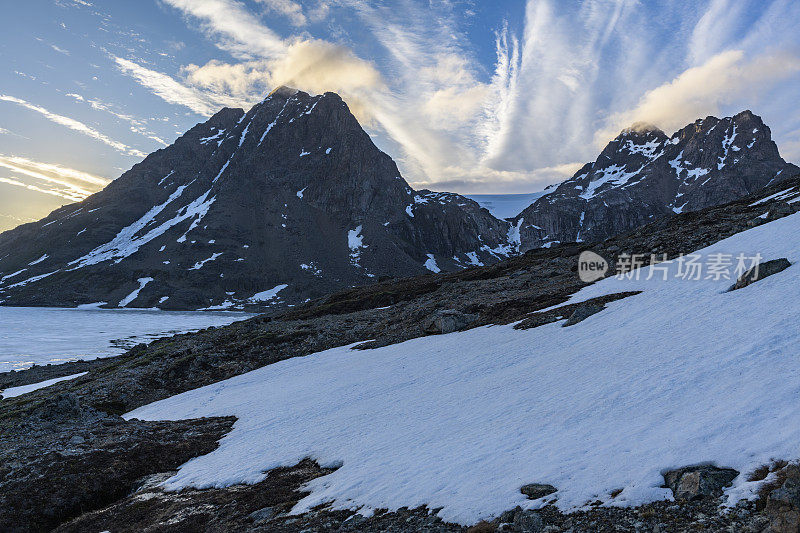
[0,87,510,311]
[2,175,800,532]
[514,111,799,250]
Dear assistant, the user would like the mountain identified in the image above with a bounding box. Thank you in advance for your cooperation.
[0,87,512,310]
[514,111,799,250]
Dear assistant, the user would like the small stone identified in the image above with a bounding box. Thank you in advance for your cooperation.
[729,258,791,291]
[563,304,604,327]
[662,465,739,500]
[68,435,85,445]
[520,483,557,499]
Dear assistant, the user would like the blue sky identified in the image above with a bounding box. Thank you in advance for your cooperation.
[1,0,799,230]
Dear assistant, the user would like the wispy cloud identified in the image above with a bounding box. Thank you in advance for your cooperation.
[0,127,29,140]
[123,0,800,192]
[256,0,307,27]
[0,176,84,202]
[0,154,109,202]
[112,57,226,116]
[160,0,287,59]
[66,92,168,145]
[0,94,146,158]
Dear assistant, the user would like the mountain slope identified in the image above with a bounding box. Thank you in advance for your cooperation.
[0,88,511,310]
[3,176,800,531]
[515,111,799,250]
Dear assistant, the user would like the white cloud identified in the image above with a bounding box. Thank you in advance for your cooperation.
[0,94,146,158]
[113,57,229,116]
[256,0,307,26]
[595,49,800,145]
[160,0,287,59]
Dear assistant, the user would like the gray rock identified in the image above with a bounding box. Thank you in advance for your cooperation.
[513,509,544,532]
[662,465,739,500]
[520,483,557,499]
[421,309,478,335]
[767,202,794,221]
[248,506,275,523]
[746,217,766,227]
[562,304,604,327]
[729,258,791,291]
[499,507,520,523]
[766,465,800,533]
[68,435,86,445]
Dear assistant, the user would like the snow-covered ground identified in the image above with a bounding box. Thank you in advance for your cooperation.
[126,213,800,525]
[0,372,87,399]
[0,307,253,372]
[465,192,550,219]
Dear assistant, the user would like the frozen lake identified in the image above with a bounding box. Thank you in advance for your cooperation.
[465,191,550,219]
[0,306,254,372]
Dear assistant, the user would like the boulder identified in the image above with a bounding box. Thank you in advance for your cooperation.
[421,309,478,335]
[662,465,739,500]
[520,483,557,499]
[562,303,604,327]
[729,258,791,291]
[766,465,800,533]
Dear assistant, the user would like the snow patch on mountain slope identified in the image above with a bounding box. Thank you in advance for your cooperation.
[118,277,153,307]
[28,254,48,266]
[579,164,641,199]
[69,185,189,267]
[348,226,366,266]
[127,213,800,524]
[718,123,738,170]
[189,252,222,270]
[248,284,288,303]
[622,138,664,159]
[424,254,440,273]
[0,269,26,283]
[259,99,291,145]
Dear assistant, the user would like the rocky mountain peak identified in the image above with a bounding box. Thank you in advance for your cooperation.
[620,122,665,137]
[513,110,798,250]
[0,88,514,310]
[268,85,300,98]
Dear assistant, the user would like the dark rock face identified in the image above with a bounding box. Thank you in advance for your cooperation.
[0,88,511,311]
[663,465,739,500]
[515,112,799,251]
[730,258,791,291]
